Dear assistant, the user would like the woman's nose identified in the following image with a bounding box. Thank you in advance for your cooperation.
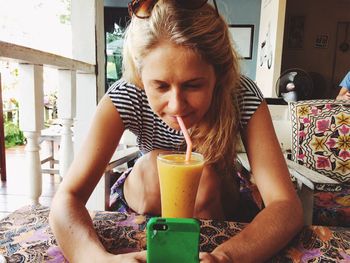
[167,88,186,113]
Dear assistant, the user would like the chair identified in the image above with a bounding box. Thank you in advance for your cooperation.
[39,125,61,175]
[289,99,350,226]
[104,146,140,211]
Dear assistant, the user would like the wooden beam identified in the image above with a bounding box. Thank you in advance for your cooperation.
[0,41,95,74]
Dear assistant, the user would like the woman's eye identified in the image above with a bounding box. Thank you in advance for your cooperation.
[155,85,169,91]
[185,83,201,89]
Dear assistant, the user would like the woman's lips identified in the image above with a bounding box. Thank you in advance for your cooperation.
[168,113,191,127]
[170,113,190,121]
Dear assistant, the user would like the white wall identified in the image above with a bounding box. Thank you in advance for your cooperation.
[255,0,286,97]
[71,0,97,153]
[217,0,262,80]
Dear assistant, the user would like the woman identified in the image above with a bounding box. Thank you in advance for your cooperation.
[336,71,350,100]
[49,1,303,262]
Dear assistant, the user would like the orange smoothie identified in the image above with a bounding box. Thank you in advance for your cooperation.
[157,152,204,218]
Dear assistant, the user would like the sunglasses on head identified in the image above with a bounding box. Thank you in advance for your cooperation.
[128,0,218,19]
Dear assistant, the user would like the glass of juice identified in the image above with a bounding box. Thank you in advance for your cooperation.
[157,152,204,218]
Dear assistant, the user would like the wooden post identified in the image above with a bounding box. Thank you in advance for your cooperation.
[18,64,44,204]
[71,0,104,210]
[0,74,6,181]
[57,69,76,178]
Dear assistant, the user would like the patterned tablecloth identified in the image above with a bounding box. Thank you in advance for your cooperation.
[0,205,350,262]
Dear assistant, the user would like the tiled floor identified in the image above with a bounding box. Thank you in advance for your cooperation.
[0,143,61,219]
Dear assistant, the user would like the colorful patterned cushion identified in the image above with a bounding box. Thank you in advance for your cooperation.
[290,100,350,184]
[313,186,350,226]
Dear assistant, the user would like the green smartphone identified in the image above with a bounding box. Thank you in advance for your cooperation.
[146,217,200,263]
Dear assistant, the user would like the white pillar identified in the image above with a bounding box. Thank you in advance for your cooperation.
[18,64,44,204]
[71,0,106,210]
[59,118,74,177]
[57,69,76,178]
[24,132,42,204]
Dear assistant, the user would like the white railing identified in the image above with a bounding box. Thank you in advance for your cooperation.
[0,40,96,204]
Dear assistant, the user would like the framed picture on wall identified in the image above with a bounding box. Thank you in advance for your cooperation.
[228,24,254,59]
[315,34,329,48]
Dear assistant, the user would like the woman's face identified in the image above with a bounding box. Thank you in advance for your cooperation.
[141,42,216,130]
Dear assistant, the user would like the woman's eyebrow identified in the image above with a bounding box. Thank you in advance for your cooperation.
[150,78,205,85]
[183,77,206,84]
[150,79,168,85]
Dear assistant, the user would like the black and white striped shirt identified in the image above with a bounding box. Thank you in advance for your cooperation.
[238,75,264,126]
[107,75,263,154]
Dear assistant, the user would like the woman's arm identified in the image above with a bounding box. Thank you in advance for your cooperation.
[49,95,145,262]
[336,87,350,100]
[201,101,303,263]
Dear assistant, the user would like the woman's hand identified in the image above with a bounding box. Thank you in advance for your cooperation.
[112,251,147,263]
[199,251,232,263]
[95,251,146,263]
[337,92,350,100]
[336,88,350,100]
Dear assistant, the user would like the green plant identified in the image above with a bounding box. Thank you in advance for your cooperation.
[106,24,125,82]
[4,121,25,148]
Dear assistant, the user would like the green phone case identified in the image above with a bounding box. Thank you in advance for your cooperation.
[146,217,200,263]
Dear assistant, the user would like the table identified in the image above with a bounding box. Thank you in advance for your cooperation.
[0,205,349,262]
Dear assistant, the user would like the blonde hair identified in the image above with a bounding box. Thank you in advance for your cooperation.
[123,0,241,174]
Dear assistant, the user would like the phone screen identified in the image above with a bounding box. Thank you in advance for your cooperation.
[146,217,200,263]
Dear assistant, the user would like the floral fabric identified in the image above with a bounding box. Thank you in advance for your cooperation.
[314,186,350,226]
[0,205,350,262]
[290,100,350,183]
[290,100,350,226]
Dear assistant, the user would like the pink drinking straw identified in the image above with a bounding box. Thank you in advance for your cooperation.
[176,116,192,161]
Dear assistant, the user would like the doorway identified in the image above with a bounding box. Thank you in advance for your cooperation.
[104,7,129,91]
[331,21,350,98]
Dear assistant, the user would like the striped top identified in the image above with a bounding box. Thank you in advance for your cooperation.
[107,75,263,154]
[238,75,264,125]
